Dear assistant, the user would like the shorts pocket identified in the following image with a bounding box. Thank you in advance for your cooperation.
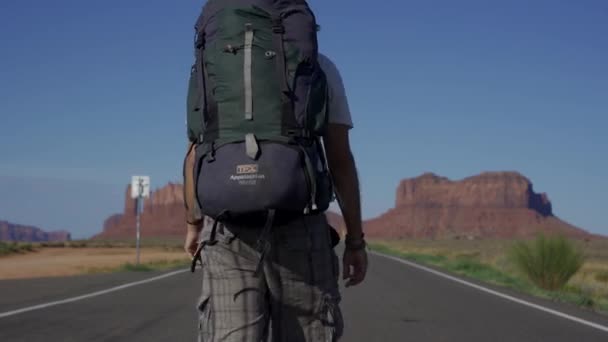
[320,293,344,342]
[197,291,212,340]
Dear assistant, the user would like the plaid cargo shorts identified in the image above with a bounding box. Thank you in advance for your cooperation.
[196,213,343,342]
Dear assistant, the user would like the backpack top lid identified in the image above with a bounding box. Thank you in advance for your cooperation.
[196,0,316,31]
[201,0,311,10]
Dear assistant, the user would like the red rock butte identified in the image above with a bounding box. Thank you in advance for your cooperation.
[0,221,71,242]
[93,183,186,239]
[94,171,598,240]
[361,171,594,240]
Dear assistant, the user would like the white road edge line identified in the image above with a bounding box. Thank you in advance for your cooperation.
[4,253,608,335]
[0,269,189,319]
[371,250,608,334]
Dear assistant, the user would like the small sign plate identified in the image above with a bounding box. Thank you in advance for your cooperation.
[131,176,151,199]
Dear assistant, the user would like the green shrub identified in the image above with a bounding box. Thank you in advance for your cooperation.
[553,285,595,308]
[121,263,154,272]
[40,241,66,248]
[67,241,88,248]
[595,271,608,283]
[21,243,34,252]
[509,234,585,291]
[0,242,11,256]
[0,241,37,255]
[450,258,488,274]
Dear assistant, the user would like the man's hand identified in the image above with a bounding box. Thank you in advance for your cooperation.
[343,248,368,287]
[324,123,367,287]
[185,223,202,258]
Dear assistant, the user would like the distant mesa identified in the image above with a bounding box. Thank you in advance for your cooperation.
[93,183,186,239]
[0,221,71,242]
[361,171,593,240]
[94,171,598,241]
[394,171,552,216]
[94,181,349,240]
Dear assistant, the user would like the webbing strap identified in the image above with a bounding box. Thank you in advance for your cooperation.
[190,210,229,273]
[254,209,276,277]
[190,241,204,272]
[195,31,218,143]
[271,18,298,137]
[244,23,254,120]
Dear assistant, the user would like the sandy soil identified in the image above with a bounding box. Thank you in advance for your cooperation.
[0,247,189,280]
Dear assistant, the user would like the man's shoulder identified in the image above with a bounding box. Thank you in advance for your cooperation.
[317,53,353,129]
[318,53,341,81]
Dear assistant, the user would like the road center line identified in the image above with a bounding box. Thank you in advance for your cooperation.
[372,251,608,334]
[0,269,189,319]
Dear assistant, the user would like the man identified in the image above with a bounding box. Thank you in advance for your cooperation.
[184,42,366,342]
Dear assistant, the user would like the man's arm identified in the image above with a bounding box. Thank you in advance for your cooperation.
[184,142,204,257]
[324,123,367,287]
[323,124,363,241]
[184,142,203,228]
[316,54,362,242]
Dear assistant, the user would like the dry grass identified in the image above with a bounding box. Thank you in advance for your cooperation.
[370,237,608,312]
[0,247,190,280]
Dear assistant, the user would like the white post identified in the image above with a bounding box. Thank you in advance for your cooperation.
[130,175,150,266]
[135,199,141,265]
[136,179,144,265]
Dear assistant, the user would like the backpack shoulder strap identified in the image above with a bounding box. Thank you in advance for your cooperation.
[194,28,218,144]
[271,17,300,138]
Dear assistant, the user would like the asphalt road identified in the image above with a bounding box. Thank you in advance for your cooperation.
[1,248,608,341]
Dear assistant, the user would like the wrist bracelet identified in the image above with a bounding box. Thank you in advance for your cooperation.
[345,233,365,243]
[345,234,366,251]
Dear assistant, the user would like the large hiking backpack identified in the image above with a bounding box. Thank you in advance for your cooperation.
[187,0,334,223]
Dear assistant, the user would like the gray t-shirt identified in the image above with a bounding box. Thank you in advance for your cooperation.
[318,53,353,129]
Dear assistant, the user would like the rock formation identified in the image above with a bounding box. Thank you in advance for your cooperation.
[96,181,348,240]
[94,183,186,239]
[0,221,71,242]
[95,171,596,240]
[364,171,592,239]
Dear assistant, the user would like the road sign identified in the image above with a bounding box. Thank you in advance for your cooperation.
[131,176,151,199]
[130,175,150,265]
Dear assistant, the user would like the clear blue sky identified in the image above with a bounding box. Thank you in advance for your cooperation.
[1,0,606,239]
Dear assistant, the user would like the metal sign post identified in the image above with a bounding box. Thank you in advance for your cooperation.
[135,195,142,265]
[131,176,150,265]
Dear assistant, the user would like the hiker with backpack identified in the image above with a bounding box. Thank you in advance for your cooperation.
[183,1,367,341]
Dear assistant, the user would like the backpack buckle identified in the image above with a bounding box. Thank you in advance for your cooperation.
[271,18,284,33]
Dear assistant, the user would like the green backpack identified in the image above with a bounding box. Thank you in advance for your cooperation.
[185,0,334,225]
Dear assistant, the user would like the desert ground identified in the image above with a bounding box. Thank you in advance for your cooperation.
[0,245,189,280]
